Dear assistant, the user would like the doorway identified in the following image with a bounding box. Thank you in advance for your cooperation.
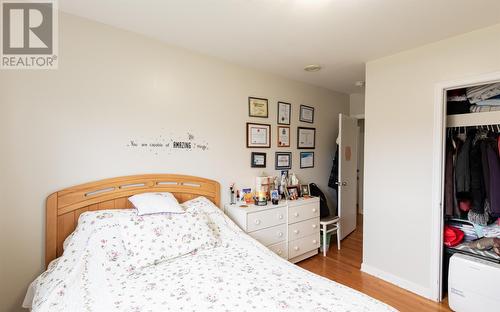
[337,114,364,244]
[431,71,500,302]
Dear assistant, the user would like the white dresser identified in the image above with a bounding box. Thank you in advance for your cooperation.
[225,197,320,263]
[287,198,321,263]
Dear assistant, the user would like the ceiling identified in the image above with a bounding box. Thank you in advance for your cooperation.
[60,0,500,94]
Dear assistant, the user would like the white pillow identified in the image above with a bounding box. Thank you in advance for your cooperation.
[119,210,220,269]
[182,196,222,216]
[128,192,184,215]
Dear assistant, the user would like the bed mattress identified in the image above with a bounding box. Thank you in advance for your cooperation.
[25,197,395,312]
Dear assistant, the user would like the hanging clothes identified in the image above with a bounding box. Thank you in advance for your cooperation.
[446,127,500,225]
[455,136,471,193]
[328,145,339,190]
[480,140,491,212]
[498,136,500,157]
[455,135,472,215]
[452,137,464,217]
[468,132,488,225]
[444,139,455,217]
[487,142,500,218]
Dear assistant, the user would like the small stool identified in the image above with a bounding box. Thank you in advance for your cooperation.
[319,216,340,256]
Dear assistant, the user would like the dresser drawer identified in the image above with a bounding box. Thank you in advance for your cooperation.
[288,218,319,241]
[268,241,288,259]
[247,207,286,232]
[249,224,286,246]
[288,233,320,259]
[288,202,319,224]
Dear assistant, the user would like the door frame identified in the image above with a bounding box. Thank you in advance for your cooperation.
[430,71,500,301]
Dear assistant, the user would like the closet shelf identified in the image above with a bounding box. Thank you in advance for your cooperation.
[447,111,500,127]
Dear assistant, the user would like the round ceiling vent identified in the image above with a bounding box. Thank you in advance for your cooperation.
[304,64,322,72]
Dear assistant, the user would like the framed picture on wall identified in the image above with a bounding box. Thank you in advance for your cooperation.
[247,122,271,148]
[300,151,314,168]
[251,152,267,168]
[297,127,315,149]
[299,105,314,123]
[248,97,269,118]
[277,101,291,125]
[277,126,290,147]
[275,152,292,170]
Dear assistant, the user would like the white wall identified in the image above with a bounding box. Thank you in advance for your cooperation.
[363,23,500,298]
[0,13,348,311]
[349,93,365,117]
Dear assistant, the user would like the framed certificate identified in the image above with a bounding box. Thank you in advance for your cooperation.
[299,105,314,123]
[300,152,314,168]
[277,126,290,147]
[247,122,271,148]
[297,127,315,149]
[275,152,292,170]
[251,152,267,168]
[277,101,291,125]
[248,97,269,118]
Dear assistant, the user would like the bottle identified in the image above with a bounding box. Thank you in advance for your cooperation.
[229,184,235,204]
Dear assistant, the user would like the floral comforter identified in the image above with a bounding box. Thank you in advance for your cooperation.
[26,197,396,312]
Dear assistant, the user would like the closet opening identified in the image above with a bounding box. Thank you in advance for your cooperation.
[433,74,500,306]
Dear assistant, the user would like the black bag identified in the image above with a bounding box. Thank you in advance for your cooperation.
[309,183,330,218]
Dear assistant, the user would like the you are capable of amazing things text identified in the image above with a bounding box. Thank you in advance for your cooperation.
[130,141,193,149]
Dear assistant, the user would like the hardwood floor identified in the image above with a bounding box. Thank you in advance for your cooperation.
[297,215,451,312]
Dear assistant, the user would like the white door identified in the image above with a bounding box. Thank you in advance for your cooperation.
[338,114,359,240]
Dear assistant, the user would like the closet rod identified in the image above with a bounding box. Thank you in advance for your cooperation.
[446,124,500,133]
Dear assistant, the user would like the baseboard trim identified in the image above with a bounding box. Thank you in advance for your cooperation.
[360,262,434,301]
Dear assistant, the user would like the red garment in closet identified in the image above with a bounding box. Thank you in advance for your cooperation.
[444,225,464,247]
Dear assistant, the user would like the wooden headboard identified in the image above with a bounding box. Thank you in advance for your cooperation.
[46,174,220,267]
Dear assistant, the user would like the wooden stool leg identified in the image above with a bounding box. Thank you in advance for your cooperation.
[322,224,327,256]
[337,224,341,250]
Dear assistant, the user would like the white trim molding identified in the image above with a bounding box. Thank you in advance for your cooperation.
[361,263,433,300]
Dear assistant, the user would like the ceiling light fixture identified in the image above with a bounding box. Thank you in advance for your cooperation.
[304,64,322,72]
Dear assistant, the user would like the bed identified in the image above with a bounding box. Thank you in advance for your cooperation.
[25,174,395,311]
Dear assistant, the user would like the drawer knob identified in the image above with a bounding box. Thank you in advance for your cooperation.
[294,246,299,251]
[312,224,317,228]
[312,240,317,244]
[294,213,299,217]
[254,219,261,225]
[278,214,283,220]
[312,208,317,212]
[293,230,299,234]
[277,231,283,237]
